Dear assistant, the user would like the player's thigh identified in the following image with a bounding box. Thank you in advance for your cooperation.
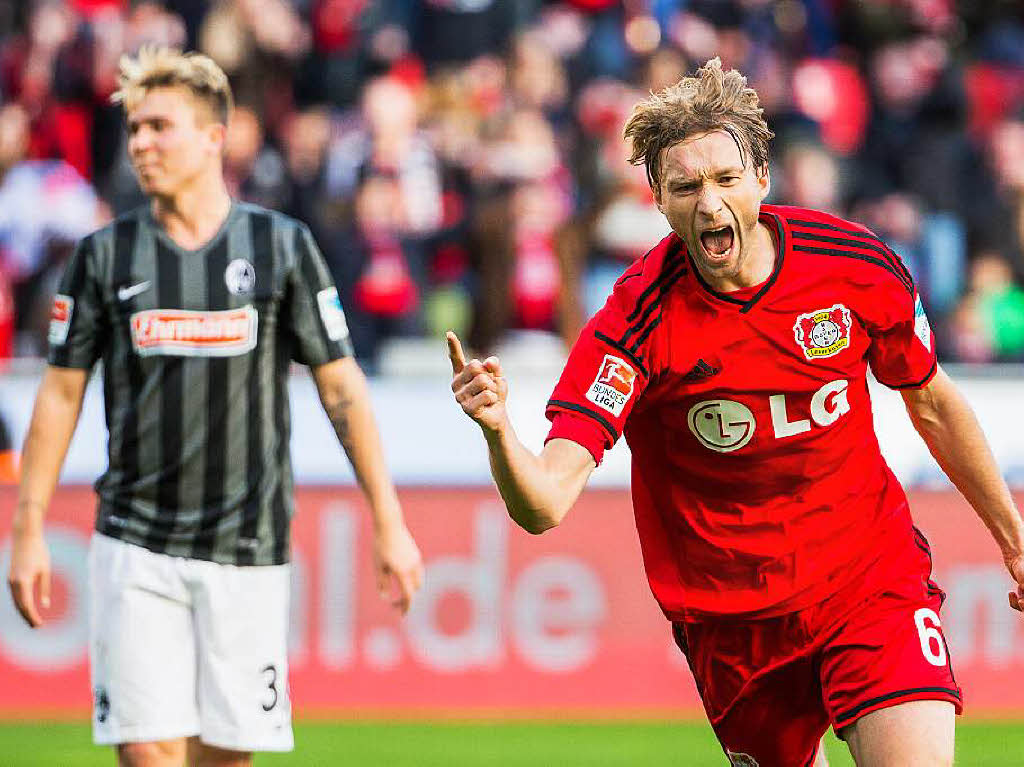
[674,621,830,767]
[842,699,955,767]
[820,567,961,760]
[89,535,200,745]
[189,559,294,752]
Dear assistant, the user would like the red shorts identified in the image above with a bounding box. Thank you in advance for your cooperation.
[672,527,962,767]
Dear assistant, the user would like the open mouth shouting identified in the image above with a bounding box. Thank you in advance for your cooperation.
[698,223,736,264]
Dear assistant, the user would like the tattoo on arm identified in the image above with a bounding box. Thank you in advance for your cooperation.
[326,396,356,453]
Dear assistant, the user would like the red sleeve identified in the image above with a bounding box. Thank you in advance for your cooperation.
[864,262,937,389]
[545,295,652,464]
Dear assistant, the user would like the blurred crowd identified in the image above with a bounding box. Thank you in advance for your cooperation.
[0,0,1023,367]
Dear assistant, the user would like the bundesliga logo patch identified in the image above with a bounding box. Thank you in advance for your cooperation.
[316,287,349,341]
[48,294,74,345]
[586,354,636,417]
[914,293,931,351]
[130,306,258,357]
[793,304,852,360]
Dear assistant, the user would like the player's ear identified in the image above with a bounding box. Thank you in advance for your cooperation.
[757,163,770,201]
[207,121,227,156]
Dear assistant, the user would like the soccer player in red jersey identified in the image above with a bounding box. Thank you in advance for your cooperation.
[448,58,1024,767]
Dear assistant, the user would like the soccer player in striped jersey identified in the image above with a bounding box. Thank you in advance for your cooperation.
[7,47,423,766]
[449,59,1024,767]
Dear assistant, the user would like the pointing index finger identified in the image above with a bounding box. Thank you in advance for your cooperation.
[446,331,466,375]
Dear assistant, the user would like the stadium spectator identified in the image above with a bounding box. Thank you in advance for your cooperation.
[949,250,1024,363]
[6,47,422,766]
[0,410,16,483]
[0,0,1021,367]
[449,59,1024,767]
[987,113,1024,277]
[0,101,101,356]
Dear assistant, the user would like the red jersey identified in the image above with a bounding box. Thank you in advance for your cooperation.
[546,204,937,619]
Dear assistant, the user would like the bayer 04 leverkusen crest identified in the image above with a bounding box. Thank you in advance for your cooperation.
[793,304,852,360]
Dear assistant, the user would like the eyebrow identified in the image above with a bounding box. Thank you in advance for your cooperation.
[667,167,744,185]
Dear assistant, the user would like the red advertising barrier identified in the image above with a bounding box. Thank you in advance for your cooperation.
[0,487,1021,715]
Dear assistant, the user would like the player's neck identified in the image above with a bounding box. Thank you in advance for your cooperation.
[151,176,232,252]
[701,220,777,293]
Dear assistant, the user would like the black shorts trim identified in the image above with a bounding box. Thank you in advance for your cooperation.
[834,686,961,727]
[547,400,619,443]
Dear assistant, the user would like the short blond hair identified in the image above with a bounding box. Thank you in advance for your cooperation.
[623,58,774,191]
[111,45,233,125]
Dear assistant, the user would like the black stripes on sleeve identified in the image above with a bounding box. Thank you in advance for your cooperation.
[875,358,937,390]
[593,331,649,378]
[547,399,620,444]
[617,239,686,355]
[788,218,914,294]
[295,226,335,358]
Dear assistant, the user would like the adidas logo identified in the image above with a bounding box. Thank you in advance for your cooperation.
[682,358,720,382]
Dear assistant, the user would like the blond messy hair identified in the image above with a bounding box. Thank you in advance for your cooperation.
[111,45,233,125]
[624,58,774,191]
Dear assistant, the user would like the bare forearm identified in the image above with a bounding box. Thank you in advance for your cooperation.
[446,332,593,534]
[321,379,402,531]
[908,383,1023,559]
[14,376,85,534]
[483,426,589,534]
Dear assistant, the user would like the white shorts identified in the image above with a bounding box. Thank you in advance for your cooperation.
[88,534,294,752]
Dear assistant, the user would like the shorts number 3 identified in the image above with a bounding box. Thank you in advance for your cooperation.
[261,663,279,711]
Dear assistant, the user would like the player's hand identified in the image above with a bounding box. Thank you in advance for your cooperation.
[1006,553,1024,613]
[373,520,423,615]
[447,331,508,434]
[7,527,51,628]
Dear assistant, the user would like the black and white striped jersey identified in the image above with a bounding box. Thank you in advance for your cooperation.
[48,201,352,565]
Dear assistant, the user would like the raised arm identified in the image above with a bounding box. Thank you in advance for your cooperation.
[901,365,1024,611]
[447,332,595,534]
[7,365,89,627]
[311,357,422,614]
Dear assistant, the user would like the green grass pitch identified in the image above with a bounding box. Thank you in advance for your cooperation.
[0,719,1020,765]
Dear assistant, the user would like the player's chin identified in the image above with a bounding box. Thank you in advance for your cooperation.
[135,177,159,195]
[694,247,739,275]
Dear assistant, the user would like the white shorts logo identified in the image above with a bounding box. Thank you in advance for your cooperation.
[49,294,74,345]
[688,399,756,452]
[130,306,258,357]
[914,294,931,351]
[586,354,636,417]
[316,287,349,341]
